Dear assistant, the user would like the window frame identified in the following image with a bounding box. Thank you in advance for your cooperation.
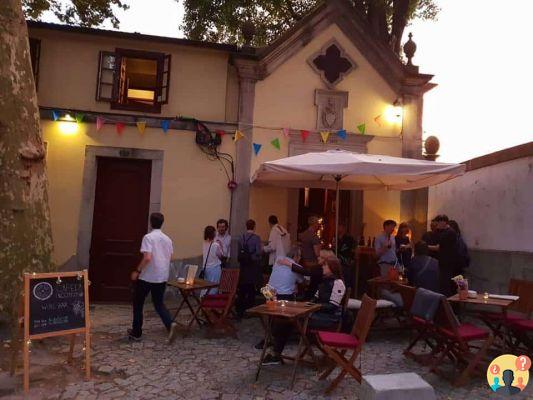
[110,48,166,114]
[29,38,41,91]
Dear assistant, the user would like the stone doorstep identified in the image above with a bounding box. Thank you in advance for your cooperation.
[361,373,436,400]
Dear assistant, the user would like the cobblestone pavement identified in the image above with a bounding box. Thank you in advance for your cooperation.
[1,302,532,399]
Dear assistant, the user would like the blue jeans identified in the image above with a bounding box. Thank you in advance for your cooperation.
[203,264,222,295]
[131,279,172,337]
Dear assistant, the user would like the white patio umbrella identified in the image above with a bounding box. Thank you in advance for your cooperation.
[251,149,465,253]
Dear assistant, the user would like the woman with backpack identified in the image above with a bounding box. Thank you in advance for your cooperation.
[236,219,263,318]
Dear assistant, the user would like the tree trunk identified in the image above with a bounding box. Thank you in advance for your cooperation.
[367,0,389,45]
[391,0,410,55]
[0,0,53,324]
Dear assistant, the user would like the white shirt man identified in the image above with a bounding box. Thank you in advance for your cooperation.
[263,215,291,266]
[129,213,178,343]
[215,219,232,261]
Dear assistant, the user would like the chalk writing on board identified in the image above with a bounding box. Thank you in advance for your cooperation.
[33,282,53,301]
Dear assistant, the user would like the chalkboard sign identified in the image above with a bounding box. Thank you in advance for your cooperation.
[23,271,91,393]
[29,276,86,335]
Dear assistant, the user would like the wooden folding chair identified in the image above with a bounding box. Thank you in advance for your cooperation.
[400,286,443,364]
[200,268,240,337]
[480,279,533,349]
[316,294,377,394]
[431,297,494,386]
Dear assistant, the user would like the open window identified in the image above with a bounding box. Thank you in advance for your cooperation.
[29,38,41,90]
[96,49,171,113]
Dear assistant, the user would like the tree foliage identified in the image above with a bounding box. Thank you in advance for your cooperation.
[22,0,128,28]
[181,0,440,54]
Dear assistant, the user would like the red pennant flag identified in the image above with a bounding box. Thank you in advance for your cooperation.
[301,130,310,142]
[374,114,382,127]
[215,129,226,136]
[116,122,125,135]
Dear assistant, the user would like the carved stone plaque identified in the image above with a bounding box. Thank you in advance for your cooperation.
[315,89,348,131]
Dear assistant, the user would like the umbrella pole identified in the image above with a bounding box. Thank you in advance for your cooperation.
[335,176,340,255]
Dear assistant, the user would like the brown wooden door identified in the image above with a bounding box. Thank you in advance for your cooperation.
[89,157,152,301]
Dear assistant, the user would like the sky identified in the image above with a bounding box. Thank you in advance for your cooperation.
[40,0,533,163]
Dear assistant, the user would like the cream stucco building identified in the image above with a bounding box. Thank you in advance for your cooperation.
[28,0,435,300]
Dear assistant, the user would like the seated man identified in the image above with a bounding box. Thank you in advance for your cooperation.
[406,241,439,293]
[267,247,305,301]
[262,256,346,365]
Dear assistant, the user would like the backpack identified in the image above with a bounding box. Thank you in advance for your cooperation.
[238,234,253,264]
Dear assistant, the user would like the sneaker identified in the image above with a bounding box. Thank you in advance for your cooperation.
[127,329,142,342]
[167,322,179,344]
[261,354,282,366]
[254,339,265,350]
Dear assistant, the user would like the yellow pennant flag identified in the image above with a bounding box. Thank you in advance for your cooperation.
[320,130,330,144]
[234,130,244,142]
[136,121,146,134]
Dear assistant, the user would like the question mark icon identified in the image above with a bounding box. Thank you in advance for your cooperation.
[491,364,500,375]
[515,355,532,371]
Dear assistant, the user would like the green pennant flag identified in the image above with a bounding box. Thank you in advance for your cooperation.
[75,113,84,124]
[271,138,280,150]
[357,123,366,134]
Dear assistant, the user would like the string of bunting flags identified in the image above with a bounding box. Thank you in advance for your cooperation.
[50,108,395,156]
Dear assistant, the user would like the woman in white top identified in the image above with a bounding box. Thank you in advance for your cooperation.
[202,226,223,295]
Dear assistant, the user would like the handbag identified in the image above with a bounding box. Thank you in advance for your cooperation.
[199,242,213,279]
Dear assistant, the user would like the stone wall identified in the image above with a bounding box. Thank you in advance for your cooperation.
[428,143,533,292]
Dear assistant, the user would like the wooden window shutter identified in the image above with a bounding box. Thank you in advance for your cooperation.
[95,51,120,102]
[157,54,171,104]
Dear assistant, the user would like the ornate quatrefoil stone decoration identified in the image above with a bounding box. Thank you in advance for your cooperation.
[308,40,357,89]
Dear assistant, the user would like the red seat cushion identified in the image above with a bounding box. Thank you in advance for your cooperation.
[201,298,227,309]
[441,323,489,341]
[203,293,228,300]
[317,331,360,349]
[412,316,431,326]
[511,319,533,331]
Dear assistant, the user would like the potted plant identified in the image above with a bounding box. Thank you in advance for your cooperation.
[452,275,469,300]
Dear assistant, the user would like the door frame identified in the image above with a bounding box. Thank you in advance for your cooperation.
[286,131,372,241]
[76,146,164,270]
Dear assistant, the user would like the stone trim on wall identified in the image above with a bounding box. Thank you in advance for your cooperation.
[76,146,164,269]
[464,142,533,172]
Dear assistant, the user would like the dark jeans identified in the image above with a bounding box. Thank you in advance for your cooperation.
[270,294,296,355]
[131,279,173,337]
[236,283,256,317]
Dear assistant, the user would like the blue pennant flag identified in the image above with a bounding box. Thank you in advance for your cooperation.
[52,110,60,121]
[161,120,170,133]
[337,129,347,140]
[253,143,262,156]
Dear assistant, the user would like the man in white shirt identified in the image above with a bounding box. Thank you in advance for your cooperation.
[263,215,291,267]
[215,218,231,267]
[129,213,178,343]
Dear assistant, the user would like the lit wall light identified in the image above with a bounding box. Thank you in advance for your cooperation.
[58,113,79,136]
[384,99,403,124]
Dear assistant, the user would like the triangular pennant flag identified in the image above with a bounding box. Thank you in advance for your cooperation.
[116,122,125,135]
[271,138,280,150]
[161,120,170,133]
[136,121,146,134]
[337,129,347,140]
[357,123,366,134]
[75,113,84,124]
[52,110,60,121]
[253,143,262,156]
[96,117,105,131]
[234,130,244,142]
[301,130,310,142]
[282,127,290,137]
[374,114,382,127]
[215,129,226,136]
[320,130,330,144]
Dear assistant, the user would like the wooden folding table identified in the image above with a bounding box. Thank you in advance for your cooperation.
[167,279,219,334]
[247,301,321,389]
